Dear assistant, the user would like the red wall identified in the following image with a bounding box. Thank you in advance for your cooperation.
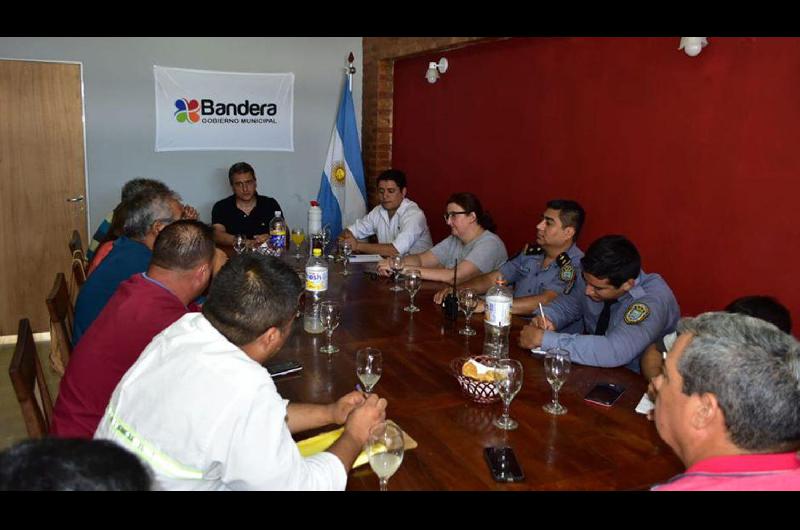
[392,37,800,334]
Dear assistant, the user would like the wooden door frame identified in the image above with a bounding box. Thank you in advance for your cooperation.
[0,57,90,337]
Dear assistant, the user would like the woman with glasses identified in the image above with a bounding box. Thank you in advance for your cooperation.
[377,192,507,283]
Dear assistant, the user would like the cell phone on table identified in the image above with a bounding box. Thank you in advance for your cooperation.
[484,447,525,483]
[584,383,625,407]
[265,360,303,378]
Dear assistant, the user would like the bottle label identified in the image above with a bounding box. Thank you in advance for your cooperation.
[270,230,286,249]
[485,296,511,326]
[305,266,328,292]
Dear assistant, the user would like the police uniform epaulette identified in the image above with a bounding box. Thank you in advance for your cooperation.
[556,252,576,294]
[523,244,544,256]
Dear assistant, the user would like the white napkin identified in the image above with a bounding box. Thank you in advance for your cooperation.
[529,349,547,356]
[349,254,383,263]
[635,393,655,415]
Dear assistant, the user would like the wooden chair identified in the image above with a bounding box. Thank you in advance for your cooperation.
[8,318,54,438]
[46,272,74,375]
[68,230,87,298]
[68,229,85,264]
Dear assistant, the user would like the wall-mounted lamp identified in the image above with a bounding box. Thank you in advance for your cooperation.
[425,58,449,84]
[679,37,708,57]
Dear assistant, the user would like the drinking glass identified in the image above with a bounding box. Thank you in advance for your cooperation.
[403,270,422,313]
[493,358,523,430]
[543,348,571,415]
[457,288,478,336]
[319,301,341,354]
[341,241,353,276]
[233,234,246,254]
[389,255,405,292]
[367,422,404,492]
[321,225,332,258]
[291,228,305,259]
[356,347,382,393]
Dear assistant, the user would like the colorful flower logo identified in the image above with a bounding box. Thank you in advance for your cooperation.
[174,98,200,123]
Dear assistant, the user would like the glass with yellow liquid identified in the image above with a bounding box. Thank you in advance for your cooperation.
[291,228,306,259]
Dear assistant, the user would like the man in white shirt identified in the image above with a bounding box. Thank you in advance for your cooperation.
[338,169,432,256]
[95,254,387,490]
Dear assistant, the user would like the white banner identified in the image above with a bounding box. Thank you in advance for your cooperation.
[154,65,294,152]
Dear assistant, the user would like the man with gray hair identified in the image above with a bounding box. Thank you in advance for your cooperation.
[73,188,183,345]
[87,178,197,263]
[651,311,800,490]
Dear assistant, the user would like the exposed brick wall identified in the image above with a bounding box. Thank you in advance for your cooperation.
[362,37,506,206]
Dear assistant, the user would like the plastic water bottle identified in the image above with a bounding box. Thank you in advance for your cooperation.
[308,200,322,236]
[304,248,327,334]
[269,211,287,256]
[483,276,513,358]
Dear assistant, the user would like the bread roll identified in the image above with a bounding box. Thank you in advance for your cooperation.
[462,359,497,382]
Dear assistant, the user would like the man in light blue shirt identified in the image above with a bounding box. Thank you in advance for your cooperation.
[519,235,680,372]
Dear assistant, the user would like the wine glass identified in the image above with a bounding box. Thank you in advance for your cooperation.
[291,228,305,259]
[356,347,382,393]
[389,255,405,292]
[321,225,332,258]
[341,241,353,276]
[403,270,422,313]
[233,234,246,254]
[543,348,571,415]
[367,422,404,492]
[457,288,478,336]
[493,358,523,430]
[319,301,341,354]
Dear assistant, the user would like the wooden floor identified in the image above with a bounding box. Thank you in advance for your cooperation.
[0,338,61,451]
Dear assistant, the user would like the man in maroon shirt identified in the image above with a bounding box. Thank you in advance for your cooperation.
[51,220,216,439]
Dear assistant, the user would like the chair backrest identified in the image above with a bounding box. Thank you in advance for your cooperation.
[70,255,87,294]
[68,230,88,300]
[69,229,85,261]
[46,272,74,375]
[8,318,54,438]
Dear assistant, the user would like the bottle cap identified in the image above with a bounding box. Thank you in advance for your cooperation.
[310,200,319,207]
[312,248,322,257]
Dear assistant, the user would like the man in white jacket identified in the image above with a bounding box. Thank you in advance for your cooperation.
[95,253,387,490]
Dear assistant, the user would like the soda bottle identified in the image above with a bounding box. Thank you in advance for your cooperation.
[269,210,287,256]
[304,248,327,334]
[483,276,513,358]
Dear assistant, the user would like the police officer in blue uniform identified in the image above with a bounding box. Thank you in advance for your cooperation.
[519,235,680,372]
[433,199,586,332]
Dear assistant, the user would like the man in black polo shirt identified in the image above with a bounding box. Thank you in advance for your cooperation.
[211,162,283,246]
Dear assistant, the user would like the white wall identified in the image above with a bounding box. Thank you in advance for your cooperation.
[0,37,363,232]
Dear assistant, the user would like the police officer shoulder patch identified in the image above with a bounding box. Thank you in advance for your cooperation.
[624,302,651,325]
[556,252,574,281]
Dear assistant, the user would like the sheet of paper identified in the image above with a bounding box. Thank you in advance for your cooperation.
[635,393,655,415]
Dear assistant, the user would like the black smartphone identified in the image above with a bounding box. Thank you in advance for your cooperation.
[584,383,625,407]
[265,360,303,378]
[484,447,525,483]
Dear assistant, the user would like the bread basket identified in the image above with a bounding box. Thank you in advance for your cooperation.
[449,355,501,404]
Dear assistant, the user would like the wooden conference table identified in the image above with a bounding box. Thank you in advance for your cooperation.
[253,252,683,490]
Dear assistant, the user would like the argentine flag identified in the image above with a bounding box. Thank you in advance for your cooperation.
[317,76,367,239]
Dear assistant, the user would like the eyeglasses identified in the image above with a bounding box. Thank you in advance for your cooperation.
[443,211,469,222]
[233,179,256,189]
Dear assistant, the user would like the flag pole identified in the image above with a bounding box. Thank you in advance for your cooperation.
[347,52,356,93]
